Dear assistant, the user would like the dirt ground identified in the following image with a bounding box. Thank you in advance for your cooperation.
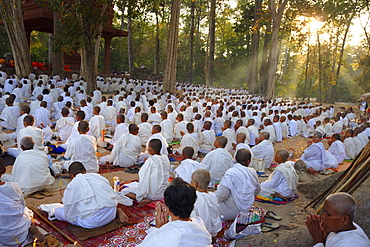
[2,101,362,246]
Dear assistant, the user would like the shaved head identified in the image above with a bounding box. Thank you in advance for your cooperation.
[191,169,210,190]
[260,132,270,140]
[276,149,289,162]
[182,146,194,159]
[236,133,246,143]
[326,193,356,221]
[235,148,252,166]
[216,136,227,148]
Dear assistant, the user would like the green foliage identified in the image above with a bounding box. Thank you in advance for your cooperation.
[0,25,12,57]
[30,31,49,62]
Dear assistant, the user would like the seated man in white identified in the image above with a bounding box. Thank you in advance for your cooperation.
[327,133,346,164]
[306,192,369,247]
[343,129,356,160]
[262,118,276,143]
[175,147,203,184]
[232,132,253,157]
[222,120,236,151]
[259,149,299,200]
[190,169,222,238]
[89,106,105,139]
[159,111,174,144]
[54,162,128,229]
[173,113,187,140]
[123,139,170,207]
[100,124,141,168]
[202,136,233,184]
[138,113,152,146]
[33,101,51,128]
[297,132,325,173]
[55,107,75,142]
[177,122,199,158]
[0,159,45,247]
[1,136,55,196]
[234,119,251,145]
[104,99,116,126]
[145,125,168,156]
[137,178,212,247]
[0,97,20,130]
[198,121,216,154]
[148,106,162,125]
[53,121,99,174]
[106,114,129,150]
[250,132,274,174]
[215,148,261,221]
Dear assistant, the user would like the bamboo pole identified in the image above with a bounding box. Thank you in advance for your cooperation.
[30,207,82,246]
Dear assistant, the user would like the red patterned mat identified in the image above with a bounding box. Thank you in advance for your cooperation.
[34,202,233,247]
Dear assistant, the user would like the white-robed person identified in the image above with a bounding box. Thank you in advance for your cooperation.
[177,122,199,158]
[262,118,276,143]
[0,159,46,247]
[343,129,356,160]
[190,169,222,238]
[198,121,216,154]
[138,113,152,146]
[306,192,370,247]
[123,139,170,207]
[55,107,75,142]
[175,147,203,184]
[259,149,298,200]
[1,136,54,197]
[173,113,188,140]
[137,178,212,247]
[159,111,174,144]
[251,132,274,174]
[234,119,251,145]
[144,125,169,156]
[100,124,141,168]
[221,120,236,151]
[89,106,105,139]
[202,136,233,184]
[106,114,129,149]
[215,148,261,221]
[0,97,20,130]
[273,115,283,142]
[53,121,99,174]
[298,131,326,173]
[54,162,128,229]
[327,133,346,164]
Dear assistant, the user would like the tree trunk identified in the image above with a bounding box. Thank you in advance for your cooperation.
[189,0,195,83]
[303,30,310,101]
[127,2,134,73]
[317,32,322,102]
[265,0,288,99]
[259,19,271,95]
[80,36,101,94]
[154,3,161,75]
[0,0,31,78]
[330,13,354,103]
[163,0,181,93]
[206,0,216,86]
[249,0,262,94]
[52,11,64,76]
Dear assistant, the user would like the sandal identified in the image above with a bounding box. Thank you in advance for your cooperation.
[257,172,268,177]
[265,211,282,221]
[261,222,280,232]
[28,192,44,199]
[39,189,52,197]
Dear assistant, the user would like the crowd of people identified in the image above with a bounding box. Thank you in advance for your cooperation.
[0,70,369,246]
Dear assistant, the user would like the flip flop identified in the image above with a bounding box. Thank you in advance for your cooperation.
[261,222,280,232]
[257,172,268,177]
[39,189,52,197]
[265,211,282,221]
[28,192,44,199]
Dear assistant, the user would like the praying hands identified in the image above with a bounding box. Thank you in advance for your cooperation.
[305,213,327,245]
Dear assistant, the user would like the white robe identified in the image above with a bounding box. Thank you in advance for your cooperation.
[17,126,44,153]
[138,122,152,146]
[216,164,261,220]
[313,223,369,247]
[222,128,236,151]
[89,115,105,138]
[65,134,99,173]
[0,183,31,246]
[251,139,274,168]
[33,107,51,127]
[191,191,222,237]
[174,121,188,139]
[110,123,129,145]
[324,150,339,169]
[55,116,75,141]
[2,150,54,195]
[198,130,215,153]
[0,106,20,129]
[260,161,298,198]
[332,121,342,134]
[273,122,282,142]
[55,173,117,229]
[108,133,141,167]
[328,140,346,164]
[300,142,325,171]
[288,119,297,136]
[202,148,233,182]
[137,217,212,247]
[280,122,288,139]
[160,119,174,143]
[179,133,199,158]
[353,136,362,156]
[236,126,250,144]
[175,159,203,183]
[264,125,276,142]
[343,137,356,159]
[146,133,169,155]
[130,154,170,202]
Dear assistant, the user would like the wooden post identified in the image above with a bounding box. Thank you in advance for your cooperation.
[103,36,112,74]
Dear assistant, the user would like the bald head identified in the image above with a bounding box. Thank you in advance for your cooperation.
[260,132,270,140]
[191,169,210,191]
[78,120,89,133]
[215,136,227,148]
[236,133,246,143]
[182,146,194,159]
[235,148,252,166]
[276,149,289,162]
[325,193,356,221]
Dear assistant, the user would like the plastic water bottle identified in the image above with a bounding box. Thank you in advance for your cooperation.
[220,214,226,227]
[113,176,120,192]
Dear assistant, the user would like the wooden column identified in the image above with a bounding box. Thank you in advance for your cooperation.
[103,36,112,74]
